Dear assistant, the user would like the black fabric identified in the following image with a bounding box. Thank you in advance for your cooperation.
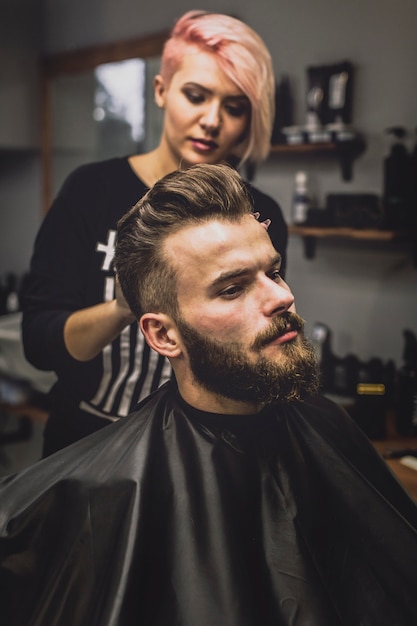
[20,158,288,453]
[1,382,417,625]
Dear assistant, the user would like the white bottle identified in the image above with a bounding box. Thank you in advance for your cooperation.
[292,171,309,224]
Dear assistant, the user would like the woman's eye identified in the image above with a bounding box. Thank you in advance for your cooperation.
[183,89,204,104]
[225,103,248,118]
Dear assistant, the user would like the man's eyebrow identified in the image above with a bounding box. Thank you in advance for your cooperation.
[210,268,252,290]
[209,254,282,290]
[269,254,282,268]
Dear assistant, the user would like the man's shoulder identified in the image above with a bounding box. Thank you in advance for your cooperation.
[282,393,369,451]
[295,393,359,427]
[0,383,176,503]
[301,393,350,416]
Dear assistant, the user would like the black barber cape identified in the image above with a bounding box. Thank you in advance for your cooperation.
[1,382,417,626]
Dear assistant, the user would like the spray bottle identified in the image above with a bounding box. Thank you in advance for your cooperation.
[383,126,410,230]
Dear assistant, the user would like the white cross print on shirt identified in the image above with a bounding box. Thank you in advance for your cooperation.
[96,229,117,271]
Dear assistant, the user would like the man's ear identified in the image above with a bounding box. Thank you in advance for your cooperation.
[153,74,166,109]
[140,313,182,358]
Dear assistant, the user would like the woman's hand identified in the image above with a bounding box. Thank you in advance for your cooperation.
[114,275,136,323]
[63,278,136,361]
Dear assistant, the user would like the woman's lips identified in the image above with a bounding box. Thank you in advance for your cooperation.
[189,138,218,152]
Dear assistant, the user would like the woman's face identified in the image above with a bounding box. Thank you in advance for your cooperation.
[154,49,250,167]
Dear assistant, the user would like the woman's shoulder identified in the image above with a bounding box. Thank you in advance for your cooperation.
[53,156,148,215]
[246,183,287,228]
[246,181,288,275]
[64,156,134,186]
[246,183,286,223]
[247,183,279,208]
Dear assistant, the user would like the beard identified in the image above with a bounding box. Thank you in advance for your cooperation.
[176,311,320,406]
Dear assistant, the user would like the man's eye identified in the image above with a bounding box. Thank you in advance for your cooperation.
[269,270,282,283]
[219,285,243,298]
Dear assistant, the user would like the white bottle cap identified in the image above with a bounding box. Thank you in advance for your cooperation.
[295,171,307,186]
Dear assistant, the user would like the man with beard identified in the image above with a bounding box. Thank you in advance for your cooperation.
[1,164,417,626]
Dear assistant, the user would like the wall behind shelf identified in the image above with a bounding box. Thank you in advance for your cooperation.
[286,237,416,365]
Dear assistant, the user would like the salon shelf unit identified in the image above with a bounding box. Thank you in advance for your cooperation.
[269,135,366,182]
[289,224,414,263]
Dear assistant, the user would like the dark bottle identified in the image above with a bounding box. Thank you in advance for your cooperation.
[271,75,294,144]
[0,277,6,315]
[395,329,417,436]
[409,127,417,265]
[0,273,20,315]
[383,126,410,230]
[410,128,417,206]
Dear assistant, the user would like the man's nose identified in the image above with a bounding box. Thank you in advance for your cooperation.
[262,278,295,317]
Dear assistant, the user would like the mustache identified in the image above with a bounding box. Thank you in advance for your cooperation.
[252,311,305,351]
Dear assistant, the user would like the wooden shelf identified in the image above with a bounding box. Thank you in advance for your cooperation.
[372,412,417,502]
[269,137,366,181]
[270,142,340,155]
[289,225,407,241]
[289,225,410,259]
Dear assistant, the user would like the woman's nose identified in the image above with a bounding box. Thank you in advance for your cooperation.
[200,102,222,133]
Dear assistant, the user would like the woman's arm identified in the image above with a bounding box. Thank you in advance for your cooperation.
[63,281,136,361]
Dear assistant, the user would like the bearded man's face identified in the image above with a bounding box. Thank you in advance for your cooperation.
[163,215,319,406]
[176,311,319,405]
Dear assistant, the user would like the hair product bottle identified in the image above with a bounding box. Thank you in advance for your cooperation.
[292,171,309,224]
[383,126,410,230]
[409,127,417,265]
[396,329,417,436]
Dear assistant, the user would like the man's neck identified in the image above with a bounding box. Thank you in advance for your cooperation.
[177,377,263,416]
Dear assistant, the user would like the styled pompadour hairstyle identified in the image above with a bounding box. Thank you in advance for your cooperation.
[115,163,254,319]
[159,10,275,165]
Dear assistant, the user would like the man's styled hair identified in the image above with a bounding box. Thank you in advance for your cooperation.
[115,163,254,319]
[160,10,275,166]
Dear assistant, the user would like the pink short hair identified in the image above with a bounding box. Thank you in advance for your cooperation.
[160,10,275,165]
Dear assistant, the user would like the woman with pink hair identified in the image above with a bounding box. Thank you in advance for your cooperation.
[158,10,275,166]
[22,10,288,456]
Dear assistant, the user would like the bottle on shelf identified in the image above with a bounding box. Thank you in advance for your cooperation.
[410,128,417,265]
[383,126,410,230]
[396,329,417,436]
[410,128,417,210]
[0,273,20,316]
[271,75,294,145]
[292,171,310,224]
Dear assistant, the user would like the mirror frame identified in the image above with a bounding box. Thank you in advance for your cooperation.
[40,30,169,213]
